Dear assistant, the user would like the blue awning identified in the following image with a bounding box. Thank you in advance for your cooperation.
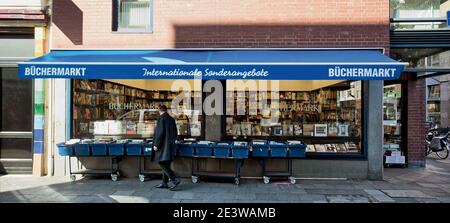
[18,49,407,80]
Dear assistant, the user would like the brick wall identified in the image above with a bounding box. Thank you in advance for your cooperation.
[407,76,427,167]
[51,0,390,49]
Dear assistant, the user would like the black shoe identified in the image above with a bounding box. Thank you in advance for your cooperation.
[169,177,181,190]
[154,183,169,189]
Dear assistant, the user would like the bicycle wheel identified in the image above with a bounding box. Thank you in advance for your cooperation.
[436,149,449,159]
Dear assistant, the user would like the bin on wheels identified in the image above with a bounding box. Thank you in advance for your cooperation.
[251,140,269,157]
[195,141,214,157]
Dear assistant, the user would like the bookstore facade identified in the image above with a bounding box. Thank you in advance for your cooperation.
[20,0,428,180]
[19,49,407,180]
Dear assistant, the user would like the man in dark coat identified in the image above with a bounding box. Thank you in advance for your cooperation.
[153,105,180,190]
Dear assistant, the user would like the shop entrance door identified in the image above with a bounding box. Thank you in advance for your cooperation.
[0,67,33,174]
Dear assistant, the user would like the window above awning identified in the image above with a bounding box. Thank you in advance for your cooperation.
[18,49,407,80]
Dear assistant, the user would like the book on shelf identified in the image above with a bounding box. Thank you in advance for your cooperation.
[338,124,349,137]
[325,144,337,152]
[303,124,315,136]
[126,121,137,135]
[272,126,283,136]
[328,123,338,136]
[252,124,262,136]
[89,122,95,134]
[306,144,316,152]
[314,124,328,137]
[293,124,303,136]
[344,142,358,151]
[314,144,327,152]
[336,144,348,152]
[282,124,294,136]
[79,122,89,134]
[190,122,201,137]
[261,126,271,136]
[241,122,252,136]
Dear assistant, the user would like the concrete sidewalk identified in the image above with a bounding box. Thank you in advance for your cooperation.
[1,157,450,203]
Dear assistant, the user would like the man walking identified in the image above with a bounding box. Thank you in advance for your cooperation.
[153,105,180,190]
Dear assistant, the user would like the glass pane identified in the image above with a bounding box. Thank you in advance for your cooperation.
[225,80,363,154]
[383,84,404,161]
[0,138,32,159]
[391,0,441,19]
[72,79,202,139]
[390,48,450,68]
[118,0,151,31]
[428,85,440,99]
[390,0,449,29]
[1,67,33,131]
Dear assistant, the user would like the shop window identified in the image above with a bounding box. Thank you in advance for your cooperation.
[71,79,202,139]
[390,0,448,30]
[225,80,363,154]
[113,0,153,33]
[428,84,440,99]
[383,84,403,159]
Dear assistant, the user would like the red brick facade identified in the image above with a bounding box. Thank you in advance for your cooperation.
[52,0,390,49]
[407,76,427,166]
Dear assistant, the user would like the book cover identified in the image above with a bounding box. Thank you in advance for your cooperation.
[314,124,328,137]
[293,124,303,136]
[303,124,315,136]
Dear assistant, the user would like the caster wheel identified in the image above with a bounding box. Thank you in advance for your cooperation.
[139,174,145,182]
[111,174,118,182]
[191,176,199,184]
[70,175,76,182]
[289,177,296,184]
[234,178,240,185]
[263,176,270,184]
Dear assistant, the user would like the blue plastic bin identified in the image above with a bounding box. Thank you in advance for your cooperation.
[251,141,270,157]
[108,143,126,156]
[196,142,214,157]
[269,141,288,157]
[143,142,153,156]
[126,142,143,156]
[288,144,307,158]
[74,143,90,156]
[231,145,249,158]
[56,143,74,156]
[214,142,231,158]
[178,143,196,157]
[91,143,108,156]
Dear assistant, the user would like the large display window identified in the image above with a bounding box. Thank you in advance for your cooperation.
[71,79,365,156]
[71,79,202,139]
[224,80,363,154]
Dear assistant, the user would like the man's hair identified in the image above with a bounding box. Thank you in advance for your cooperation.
[159,105,168,112]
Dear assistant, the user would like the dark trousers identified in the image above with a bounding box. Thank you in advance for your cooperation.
[159,160,175,184]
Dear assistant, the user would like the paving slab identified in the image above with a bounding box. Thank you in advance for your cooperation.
[382,190,432,198]
[364,189,395,203]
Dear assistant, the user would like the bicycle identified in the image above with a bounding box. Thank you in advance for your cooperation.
[426,127,450,159]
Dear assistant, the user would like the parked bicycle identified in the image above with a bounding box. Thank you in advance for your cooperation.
[426,127,450,159]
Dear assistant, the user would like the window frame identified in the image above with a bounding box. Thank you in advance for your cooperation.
[112,0,154,33]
